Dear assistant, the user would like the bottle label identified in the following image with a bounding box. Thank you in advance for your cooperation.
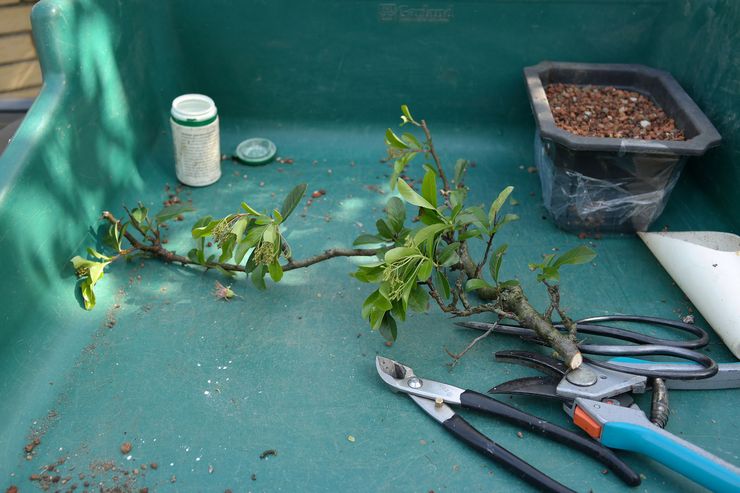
[171,117,221,187]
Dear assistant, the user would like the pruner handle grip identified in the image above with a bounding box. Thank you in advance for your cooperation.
[460,391,640,486]
[576,398,740,492]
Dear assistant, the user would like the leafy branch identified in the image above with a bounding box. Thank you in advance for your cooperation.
[73,106,595,370]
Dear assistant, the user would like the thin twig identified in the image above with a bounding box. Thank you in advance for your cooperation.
[543,281,578,339]
[474,233,495,279]
[419,119,451,192]
[445,321,498,368]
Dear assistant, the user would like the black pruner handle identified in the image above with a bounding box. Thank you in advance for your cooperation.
[442,413,575,493]
[459,390,641,487]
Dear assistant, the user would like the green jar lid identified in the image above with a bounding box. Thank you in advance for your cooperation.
[235,138,277,165]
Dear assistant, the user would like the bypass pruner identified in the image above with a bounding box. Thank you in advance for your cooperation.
[489,350,740,493]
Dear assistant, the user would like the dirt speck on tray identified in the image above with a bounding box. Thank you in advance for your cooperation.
[259,449,277,459]
[120,442,132,454]
[545,83,685,141]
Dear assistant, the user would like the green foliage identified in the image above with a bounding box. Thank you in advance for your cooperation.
[528,245,597,282]
[352,105,594,341]
[72,254,111,310]
[74,105,595,357]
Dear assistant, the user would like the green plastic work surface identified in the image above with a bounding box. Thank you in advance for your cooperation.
[0,1,738,492]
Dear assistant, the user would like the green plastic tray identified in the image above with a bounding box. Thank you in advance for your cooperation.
[1,1,738,491]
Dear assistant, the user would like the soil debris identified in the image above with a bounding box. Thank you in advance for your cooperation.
[546,83,684,140]
[364,184,386,195]
[259,449,277,460]
[120,442,132,455]
[6,486,18,493]
[24,436,41,454]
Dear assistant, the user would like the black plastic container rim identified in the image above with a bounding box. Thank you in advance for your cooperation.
[524,61,721,156]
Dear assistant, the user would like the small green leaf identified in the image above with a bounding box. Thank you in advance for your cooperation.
[402,132,422,150]
[408,284,429,313]
[251,265,267,290]
[458,229,482,241]
[553,245,597,268]
[453,159,468,185]
[384,246,418,264]
[385,128,410,149]
[191,216,215,238]
[279,183,308,221]
[488,186,514,224]
[401,105,415,125]
[86,248,111,261]
[413,223,448,246]
[378,313,398,341]
[272,209,284,224]
[540,266,560,282]
[219,234,236,263]
[397,178,435,210]
[241,202,260,215]
[500,279,520,288]
[489,243,508,284]
[417,258,433,282]
[385,196,406,232]
[456,206,489,230]
[421,168,438,208]
[437,242,461,267]
[353,234,385,246]
[131,206,148,224]
[187,248,201,265]
[376,218,394,239]
[362,289,393,319]
[434,269,451,299]
[268,261,284,282]
[351,264,385,283]
[262,225,276,244]
[155,203,194,223]
[243,225,268,248]
[492,213,519,233]
[449,189,466,210]
[80,277,96,310]
[465,278,492,292]
[231,217,249,242]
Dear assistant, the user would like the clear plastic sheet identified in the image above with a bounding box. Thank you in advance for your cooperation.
[535,132,686,232]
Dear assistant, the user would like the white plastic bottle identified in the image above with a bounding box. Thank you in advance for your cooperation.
[170,94,221,187]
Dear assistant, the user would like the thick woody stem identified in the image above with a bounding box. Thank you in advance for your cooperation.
[458,244,582,369]
[499,285,582,369]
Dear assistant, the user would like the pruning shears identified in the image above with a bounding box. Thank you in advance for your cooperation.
[375,355,641,493]
[460,315,740,492]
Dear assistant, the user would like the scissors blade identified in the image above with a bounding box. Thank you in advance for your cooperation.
[494,350,569,378]
[488,376,568,401]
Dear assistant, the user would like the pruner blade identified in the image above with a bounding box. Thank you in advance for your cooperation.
[488,376,570,401]
[494,350,568,378]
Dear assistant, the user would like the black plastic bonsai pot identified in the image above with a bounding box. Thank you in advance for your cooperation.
[524,61,721,232]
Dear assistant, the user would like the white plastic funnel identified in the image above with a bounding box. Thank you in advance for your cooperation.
[638,231,740,359]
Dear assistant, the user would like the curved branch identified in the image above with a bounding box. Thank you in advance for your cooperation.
[102,212,379,274]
